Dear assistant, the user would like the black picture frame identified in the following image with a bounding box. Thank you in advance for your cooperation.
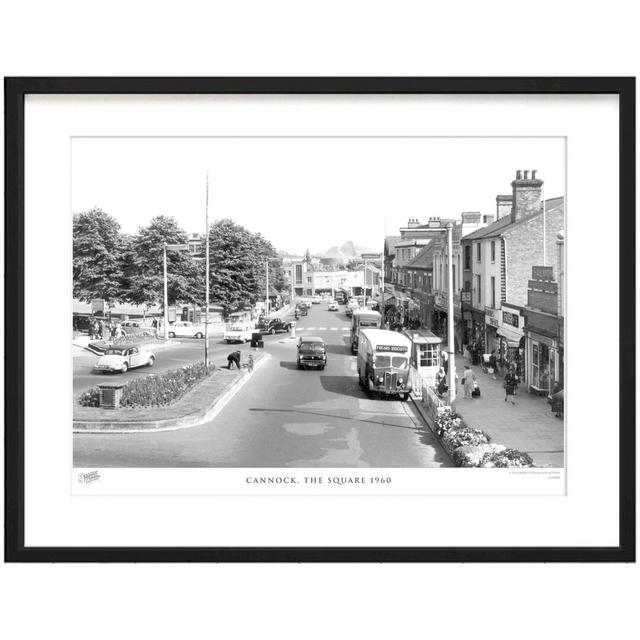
[4,77,635,563]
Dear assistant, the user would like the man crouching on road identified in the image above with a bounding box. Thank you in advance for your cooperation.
[227,350,241,370]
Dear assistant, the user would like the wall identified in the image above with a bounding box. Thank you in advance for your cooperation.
[505,209,564,307]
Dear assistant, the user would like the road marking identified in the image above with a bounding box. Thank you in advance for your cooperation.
[318,327,326,331]
[330,327,338,330]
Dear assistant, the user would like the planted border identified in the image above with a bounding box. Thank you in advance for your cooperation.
[79,362,216,408]
[434,409,535,468]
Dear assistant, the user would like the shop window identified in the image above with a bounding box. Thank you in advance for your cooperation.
[531,341,551,393]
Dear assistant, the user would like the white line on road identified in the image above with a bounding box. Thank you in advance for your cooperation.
[330,327,338,330]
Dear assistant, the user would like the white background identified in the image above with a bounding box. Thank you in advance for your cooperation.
[1,1,638,639]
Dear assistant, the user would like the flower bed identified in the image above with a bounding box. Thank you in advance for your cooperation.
[78,362,216,408]
[433,410,534,468]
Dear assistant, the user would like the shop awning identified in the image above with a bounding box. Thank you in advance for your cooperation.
[497,326,522,347]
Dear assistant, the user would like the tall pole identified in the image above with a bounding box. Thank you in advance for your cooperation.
[363,257,367,307]
[542,178,546,266]
[204,171,210,365]
[265,259,269,316]
[446,222,456,405]
[163,243,168,340]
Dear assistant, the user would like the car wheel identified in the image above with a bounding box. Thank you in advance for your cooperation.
[195,332,203,339]
[226,340,231,344]
[269,328,275,335]
[120,362,128,373]
[168,332,175,338]
[147,356,155,367]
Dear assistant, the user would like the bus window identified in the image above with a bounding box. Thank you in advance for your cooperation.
[391,355,409,369]
[374,354,391,367]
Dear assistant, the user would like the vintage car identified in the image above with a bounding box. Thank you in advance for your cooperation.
[328,302,339,311]
[311,294,321,304]
[167,321,206,338]
[256,317,293,335]
[223,323,254,344]
[93,345,155,374]
[297,336,327,370]
[345,299,360,318]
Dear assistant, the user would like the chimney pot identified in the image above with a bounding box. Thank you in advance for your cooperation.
[531,170,537,179]
[516,170,522,179]
[524,170,529,180]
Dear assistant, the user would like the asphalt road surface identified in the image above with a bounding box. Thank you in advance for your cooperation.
[74,304,451,467]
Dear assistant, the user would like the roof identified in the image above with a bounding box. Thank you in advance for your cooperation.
[353,309,382,319]
[461,197,565,241]
[406,242,438,269]
[394,238,431,248]
[401,328,442,344]
[360,328,412,348]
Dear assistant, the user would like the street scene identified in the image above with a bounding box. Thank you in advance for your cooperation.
[72,137,565,469]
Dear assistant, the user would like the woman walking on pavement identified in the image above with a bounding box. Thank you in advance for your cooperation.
[504,365,519,404]
[462,365,476,399]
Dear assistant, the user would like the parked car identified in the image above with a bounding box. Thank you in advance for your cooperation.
[346,299,360,318]
[93,345,155,374]
[294,305,308,317]
[328,302,339,311]
[223,323,254,344]
[297,336,327,370]
[256,317,293,335]
[167,321,206,338]
[311,294,321,304]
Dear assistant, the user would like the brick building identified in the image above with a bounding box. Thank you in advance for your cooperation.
[460,170,565,380]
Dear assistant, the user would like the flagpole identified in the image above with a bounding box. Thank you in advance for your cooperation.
[204,171,210,366]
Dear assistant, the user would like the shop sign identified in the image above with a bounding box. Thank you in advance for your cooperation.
[485,307,499,327]
[91,299,105,314]
[502,311,519,327]
[460,290,472,304]
[434,291,448,309]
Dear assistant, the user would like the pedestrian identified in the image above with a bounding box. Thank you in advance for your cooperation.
[441,348,449,374]
[503,366,519,404]
[435,367,448,398]
[462,365,476,399]
[489,350,498,379]
[227,350,241,370]
[99,320,106,340]
[247,354,254,373]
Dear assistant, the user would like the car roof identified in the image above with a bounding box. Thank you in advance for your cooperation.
[299,335,324,343]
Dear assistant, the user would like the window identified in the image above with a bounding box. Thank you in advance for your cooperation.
[476,242,481,262]
[416,343,439,367]
[452,265,456,292]
[491,276,496,308]
[491,241,496,262]
[476,274,481,304]
[464,245,471,269]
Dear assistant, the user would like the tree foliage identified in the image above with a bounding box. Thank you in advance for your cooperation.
[121,215,203,308]
[208,219,285,314]
[73,208,124,304]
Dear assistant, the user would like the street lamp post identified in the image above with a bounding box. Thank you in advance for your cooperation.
[162,242,189,340]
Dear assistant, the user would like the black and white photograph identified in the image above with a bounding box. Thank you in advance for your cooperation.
[71,136,566,473]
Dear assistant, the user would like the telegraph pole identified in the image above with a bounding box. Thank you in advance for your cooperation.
[204,171,210,365]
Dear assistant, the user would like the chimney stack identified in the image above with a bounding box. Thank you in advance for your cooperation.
[483,214,495,225]
[496,194,513,220]
[511,169,543,222]
[407,218,421,229]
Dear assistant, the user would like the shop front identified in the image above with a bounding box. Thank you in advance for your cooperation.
[523,309,563,396]
[495,306,525,379]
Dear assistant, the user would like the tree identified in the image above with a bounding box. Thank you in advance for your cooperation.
[122,215,202,309]
[207,219,285,315]
[73,208,125,305]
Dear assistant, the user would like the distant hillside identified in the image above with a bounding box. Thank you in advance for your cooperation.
[320,241,375,263]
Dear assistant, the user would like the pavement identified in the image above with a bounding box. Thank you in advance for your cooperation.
[450,356,564,468]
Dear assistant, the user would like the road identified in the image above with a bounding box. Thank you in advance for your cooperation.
[73,303,452,468]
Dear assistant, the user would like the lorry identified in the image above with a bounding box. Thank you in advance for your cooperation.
[350,309,382,354]
[356,329,412,400]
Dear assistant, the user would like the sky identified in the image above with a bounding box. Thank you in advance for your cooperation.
[72,137,565,255]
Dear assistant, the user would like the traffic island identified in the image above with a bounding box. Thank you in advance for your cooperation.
[73,351,268,433]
